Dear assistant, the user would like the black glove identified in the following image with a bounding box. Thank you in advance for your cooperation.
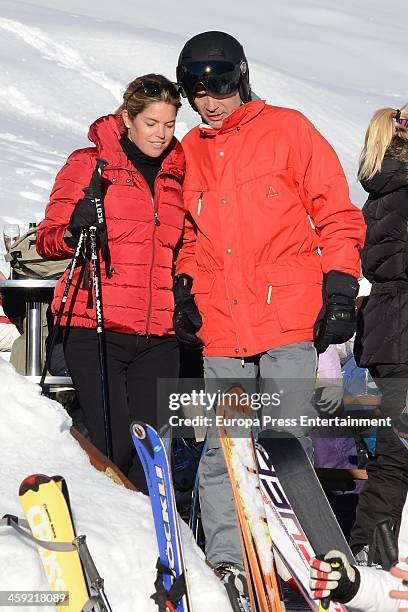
[68,197,97,237]
[173,274,203,349]
[313,271,358,355]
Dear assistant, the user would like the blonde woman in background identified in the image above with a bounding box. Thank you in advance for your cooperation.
[352,105,408,564]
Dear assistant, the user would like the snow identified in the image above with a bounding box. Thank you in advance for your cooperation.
[0,360,229,610]
[0,0,406,606]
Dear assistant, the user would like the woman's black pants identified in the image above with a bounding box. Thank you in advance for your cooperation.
[350,363,408,556]
[63,327,179,493]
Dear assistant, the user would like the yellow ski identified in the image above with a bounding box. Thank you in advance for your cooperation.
[19,474,89,612]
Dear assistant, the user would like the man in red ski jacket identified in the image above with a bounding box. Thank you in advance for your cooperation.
[174,31,366,586]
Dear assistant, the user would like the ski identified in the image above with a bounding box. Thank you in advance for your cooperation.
[189,439,255,611]
[131,421,192,612]
[217,392,284,612]
[256,441,347,612]
[18,474,90,612]
[258,435,354,565]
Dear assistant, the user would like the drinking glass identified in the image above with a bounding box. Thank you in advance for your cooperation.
[3,223,20,252]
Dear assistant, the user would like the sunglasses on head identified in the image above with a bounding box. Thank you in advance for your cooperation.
[130,80,180,99]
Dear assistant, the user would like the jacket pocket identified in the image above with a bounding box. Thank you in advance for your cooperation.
[192,274,215,337]
[261,264,322,332]
[192,274,215,306]
[183,187,208,219]
[273,283,322,332]
[236,161,287,186]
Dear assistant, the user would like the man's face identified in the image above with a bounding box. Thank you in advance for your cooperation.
[193,90,242,129]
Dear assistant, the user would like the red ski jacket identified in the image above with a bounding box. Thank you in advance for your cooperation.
[37,114,185,336]
[176,101,366,357]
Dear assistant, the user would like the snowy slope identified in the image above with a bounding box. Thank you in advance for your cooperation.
[0,360,229,610]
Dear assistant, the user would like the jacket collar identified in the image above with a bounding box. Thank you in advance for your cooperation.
[361,136,408,195]
[198,100,266,137]
[87,114,185,181]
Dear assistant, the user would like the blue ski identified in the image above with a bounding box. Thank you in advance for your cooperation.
[131,422,192,612]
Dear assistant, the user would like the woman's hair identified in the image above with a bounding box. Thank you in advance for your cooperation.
[115,73,181,118]
[358,104,408,181]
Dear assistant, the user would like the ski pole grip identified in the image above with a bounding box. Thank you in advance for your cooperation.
[96,157,108,173]
[320,558,343,610]
[74,535,104,588]
[82,158,108,198]
[2,513,19,526]
[372,518,398,570]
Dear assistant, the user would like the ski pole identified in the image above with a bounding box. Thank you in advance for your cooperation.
[40,156,108,391]
[74,535,113,612]
[89,224,112,460]
[81,157,112,460]
[40,230,86,391]
[189,438,207,542]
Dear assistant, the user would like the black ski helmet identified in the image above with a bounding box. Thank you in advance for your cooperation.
[177,31,251,108]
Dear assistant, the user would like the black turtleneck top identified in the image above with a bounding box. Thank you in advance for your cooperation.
[120,134,168,196]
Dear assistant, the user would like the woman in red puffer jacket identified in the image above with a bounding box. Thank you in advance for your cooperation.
[37,74,185,490]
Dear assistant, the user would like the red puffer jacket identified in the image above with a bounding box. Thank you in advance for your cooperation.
[176,101,366,357]
[37,114,185,336]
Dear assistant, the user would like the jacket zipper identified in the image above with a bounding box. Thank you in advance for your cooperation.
[107,164,173,337]
[144,174,161,337]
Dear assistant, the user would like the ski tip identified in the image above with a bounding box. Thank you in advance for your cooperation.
[19,474,66,496]
[131,421,147,440]
[19,474,51,496]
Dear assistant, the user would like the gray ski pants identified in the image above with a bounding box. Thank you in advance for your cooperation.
[199,341,317,566]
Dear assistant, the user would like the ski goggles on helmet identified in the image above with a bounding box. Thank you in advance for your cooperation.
[177,60,246,98]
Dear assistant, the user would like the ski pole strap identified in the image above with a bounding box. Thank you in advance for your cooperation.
[151,558,187,612]
[81,596,101,612]
[1,514,77,552]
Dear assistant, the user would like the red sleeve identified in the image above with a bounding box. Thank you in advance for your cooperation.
[175,212,198,278]
[293,114,366,278]
[36,149,96,260]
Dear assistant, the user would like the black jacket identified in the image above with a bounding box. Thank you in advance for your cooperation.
[354,136,408,366]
